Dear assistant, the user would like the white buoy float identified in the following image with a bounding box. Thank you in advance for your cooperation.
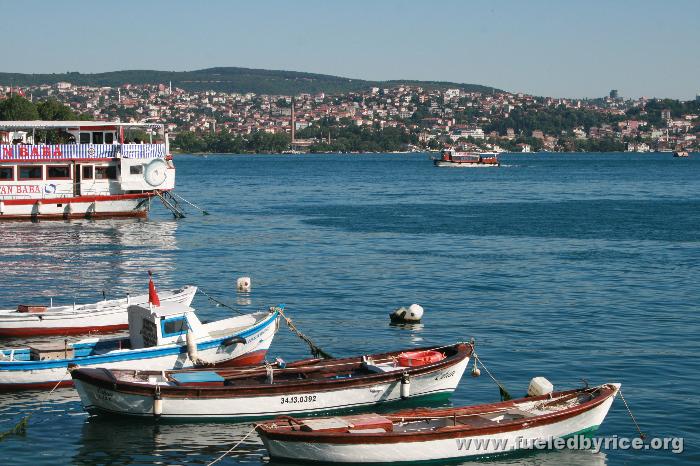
[400,373,411,398]
[390,303,424,323]
[236,276,252,292]
[153,390,163,418]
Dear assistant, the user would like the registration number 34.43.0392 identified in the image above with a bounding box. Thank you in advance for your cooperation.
[280,395,317,404]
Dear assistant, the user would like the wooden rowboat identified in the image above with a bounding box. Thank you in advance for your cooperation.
[255,383,620,463]
[0,285,197,337]
[70,342,472,420]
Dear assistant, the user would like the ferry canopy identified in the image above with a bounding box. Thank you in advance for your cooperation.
[0,121,163,130]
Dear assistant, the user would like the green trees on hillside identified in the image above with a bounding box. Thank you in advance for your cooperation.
[0,95,79,121]
[173,130,290,153]
[485,105,625,136]
[0,95,39,120]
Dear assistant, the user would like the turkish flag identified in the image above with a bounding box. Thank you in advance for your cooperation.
[148,271,161,306]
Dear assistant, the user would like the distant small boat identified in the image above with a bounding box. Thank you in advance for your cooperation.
[0,286,197,337]
[434,148,499,167]
[71,342,472,420]
[673,150,689,157]
[0,298,280,390]
[256,383,620,463]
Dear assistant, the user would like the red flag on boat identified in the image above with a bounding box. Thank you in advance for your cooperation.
[148,271,161,306]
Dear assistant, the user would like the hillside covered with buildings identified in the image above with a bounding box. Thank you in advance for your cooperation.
[1,75,698,154]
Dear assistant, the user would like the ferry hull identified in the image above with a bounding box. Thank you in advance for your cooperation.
[0,193,153,221]
[434,160,499,168]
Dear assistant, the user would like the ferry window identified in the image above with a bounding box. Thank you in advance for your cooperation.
[104,132,114,144]
[18,166,43,180]
[95,166,117,180]
[130,165,144,175]
[82,165,94,180]
[0,167,14,181]
[92,132,104,144]
[47,165,71,179]
[161,317,188,337]
[79,132,91,144]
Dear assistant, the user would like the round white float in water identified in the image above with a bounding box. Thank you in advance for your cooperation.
[407,304,424,321]
[236,276,251,292]
[390,303,424,323]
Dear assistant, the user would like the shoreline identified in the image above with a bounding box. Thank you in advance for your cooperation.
[172,150,690,156]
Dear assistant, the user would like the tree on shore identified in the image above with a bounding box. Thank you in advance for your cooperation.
[0,95,39,120]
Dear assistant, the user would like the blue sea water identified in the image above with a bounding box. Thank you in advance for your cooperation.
[0,152,698,465]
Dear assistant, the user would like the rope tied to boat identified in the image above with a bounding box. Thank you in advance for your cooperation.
[206,425,257,466]
[618,388,645,439]
[196,289,332,359]
[197,288,247,315]
[275,307,333,359]
[472,352,512,401]
[169,191,210,215]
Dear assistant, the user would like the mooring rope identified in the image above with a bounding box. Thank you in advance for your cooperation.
[197,289,333,359]
[618,389,645,439]
[197,288,246,316]
[276,308,333,359]
[170,191,210,215]
[473,352,512,401]
[206,425,257,466]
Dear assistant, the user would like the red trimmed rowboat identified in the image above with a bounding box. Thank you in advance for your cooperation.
[255,383,620,463]
[70,342,472,420]
[0,286,196,337]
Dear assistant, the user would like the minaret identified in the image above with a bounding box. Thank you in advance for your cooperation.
[169,81,172,95]
[118,88,121,103]
[290,97,295,143]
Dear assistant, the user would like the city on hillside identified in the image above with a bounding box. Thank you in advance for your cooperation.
[1,82,698,153]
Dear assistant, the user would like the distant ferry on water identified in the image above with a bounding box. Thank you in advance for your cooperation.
[673,149,689,158]
[0,121,175,220]
[433,148,500,167]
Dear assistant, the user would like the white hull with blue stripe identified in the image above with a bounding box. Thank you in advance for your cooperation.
[0,302,280,391]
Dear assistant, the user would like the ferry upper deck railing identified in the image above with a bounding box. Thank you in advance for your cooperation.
[0,143,167,161]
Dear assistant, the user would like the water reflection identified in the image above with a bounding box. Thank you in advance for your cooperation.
[0,219,179,306]
[75,417,265,465]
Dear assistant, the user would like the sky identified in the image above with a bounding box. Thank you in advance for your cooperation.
[1,0,698,100]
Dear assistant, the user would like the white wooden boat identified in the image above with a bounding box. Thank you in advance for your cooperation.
[256,383,620,463]
[0,302,280,390]
[70,343,472,420]
[0,286,197,337]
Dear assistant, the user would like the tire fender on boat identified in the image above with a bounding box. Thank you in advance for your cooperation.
[186,330,199,363]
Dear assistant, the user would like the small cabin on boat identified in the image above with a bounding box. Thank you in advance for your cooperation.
[128,302,203,349]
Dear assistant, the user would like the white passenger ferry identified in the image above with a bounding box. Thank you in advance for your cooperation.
[0,121,175,220]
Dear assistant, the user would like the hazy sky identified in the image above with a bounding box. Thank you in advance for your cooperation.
[2,0,698,99]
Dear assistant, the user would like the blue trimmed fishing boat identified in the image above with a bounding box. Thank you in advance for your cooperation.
[0,300,280,391]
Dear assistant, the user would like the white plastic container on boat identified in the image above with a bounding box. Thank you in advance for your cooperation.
[528,376,553,397]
